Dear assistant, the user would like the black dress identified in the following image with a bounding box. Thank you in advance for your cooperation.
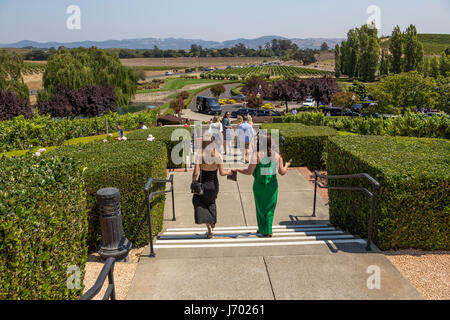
[193,169,219,225]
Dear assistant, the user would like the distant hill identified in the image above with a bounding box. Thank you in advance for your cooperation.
[381,33,450,55]
[0,36,344,51]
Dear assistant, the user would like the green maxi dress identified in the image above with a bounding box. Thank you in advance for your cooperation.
[252,157,278,235]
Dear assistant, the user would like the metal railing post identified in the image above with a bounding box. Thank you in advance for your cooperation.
[107,264,116,300]
[312,171,318,217]
[171,175,176,221]
[366,187,378,251]
[146,191,156,258]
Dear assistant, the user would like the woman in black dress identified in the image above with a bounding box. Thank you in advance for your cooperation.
[192,135,233,238]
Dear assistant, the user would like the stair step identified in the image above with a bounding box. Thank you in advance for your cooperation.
[156,234,356,244]
[154,239,366,249]
[159,230,345,240]
[165,224,330,232]
[162,227,339,236]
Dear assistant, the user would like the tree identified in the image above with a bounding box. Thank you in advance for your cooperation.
[404,24,424,72]
[346,29,360,77]
[0,88,34,121]
[331,92,359,114]
[430,56,441,78]
[0,50,29,100]
[177,91,190,100]
[320,42,329,51]
[372,71,438,114]
[439,52,450,77]
[41,47,138,107]
[305,76,341,106]
[334,44,341,78]
[380,48,390,76]
[246,93,265,109]
[390,25,404,74]
[210,84,226,98]
[435,75,450,113]
[271,78,301,113]
[241,77,271,97]
[349,80,368,101]
[359,26,380,81]
[170,97,185,118]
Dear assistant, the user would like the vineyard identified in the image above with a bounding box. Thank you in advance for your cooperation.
[23,62,46,75]
[201,66,332,80]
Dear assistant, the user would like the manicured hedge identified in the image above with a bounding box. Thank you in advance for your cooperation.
[46,139,168,249]
[0,110,158,152]
[260,123,337,170]
[127,126,191,169]
[326,136,450,251]
[0,156,88,299]
[279,112,450,139]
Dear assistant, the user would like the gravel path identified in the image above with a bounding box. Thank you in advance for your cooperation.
[83,248,144,300]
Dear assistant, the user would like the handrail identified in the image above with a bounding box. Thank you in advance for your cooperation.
[80,258,116,300]
[312,171,379,251]
[144,174,175,257]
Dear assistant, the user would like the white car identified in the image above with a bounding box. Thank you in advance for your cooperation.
[302,98,317,107]
[165,71,174,76]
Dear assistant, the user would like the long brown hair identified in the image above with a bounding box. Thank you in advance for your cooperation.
[257,133,272,157]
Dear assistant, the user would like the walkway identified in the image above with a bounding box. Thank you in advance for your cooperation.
[127,161,423,300]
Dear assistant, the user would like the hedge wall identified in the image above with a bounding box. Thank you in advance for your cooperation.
[326,136,450,251]
[46,139,168,249]
[279,112,450,139]
[0,110,158,152]
[260,123,337,170]
[127,126,191,169]
[0,156,88,299]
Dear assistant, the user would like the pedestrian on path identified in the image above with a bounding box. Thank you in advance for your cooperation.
[192,134,233,239]
[222,112,233,155]
[232,135,291,237]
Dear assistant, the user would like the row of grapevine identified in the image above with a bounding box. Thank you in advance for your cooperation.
[201,66,332,80]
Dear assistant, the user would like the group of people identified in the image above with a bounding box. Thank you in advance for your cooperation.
[208,112,257,163]
[192,124,292,239]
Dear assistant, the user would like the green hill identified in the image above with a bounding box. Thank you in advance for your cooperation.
[381,33,450,55]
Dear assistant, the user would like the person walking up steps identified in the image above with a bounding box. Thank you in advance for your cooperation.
[233,134,291,237]
[192,134,233,239]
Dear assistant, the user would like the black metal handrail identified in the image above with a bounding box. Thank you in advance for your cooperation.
[144,175,175,257]
[312,171,380,251]
[80,258,116,300]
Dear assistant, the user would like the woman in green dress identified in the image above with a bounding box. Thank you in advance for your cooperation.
[233,135,291,237]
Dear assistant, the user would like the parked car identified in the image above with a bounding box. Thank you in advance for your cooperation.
[231,94,246,101]
[351,104,363,113]
[323,107,343,116]
[196,96,222,115]
[165,71,174,76]
[302,97,317,107]
[256,109,282,117]
[231,108,257,118]
[185,69,193,73]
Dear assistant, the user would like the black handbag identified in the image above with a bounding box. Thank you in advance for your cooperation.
[191,168,204,195]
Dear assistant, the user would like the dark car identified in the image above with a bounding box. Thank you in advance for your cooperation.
[231,94,246,101]
[196,96,222,115]
[231,108,257,118]
[323,107,343,117]
[185,69,193,73]
[256,109,281,117]
[351,104,363,113]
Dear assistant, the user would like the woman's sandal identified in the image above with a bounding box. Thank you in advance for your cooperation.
[207,233,214,239]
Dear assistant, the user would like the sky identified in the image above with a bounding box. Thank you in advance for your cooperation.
[0,0,449,44]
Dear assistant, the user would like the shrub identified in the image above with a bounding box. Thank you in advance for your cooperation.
[0,110,158,153]
[0,156,88,299]
[260,123,337,169]
[0,89,34,121]
[326,136,450,250]
[157,115,188,126]
[46,140,168,249]
[37,85,118,118]
[127,126,191,169]
[177,91,190,100]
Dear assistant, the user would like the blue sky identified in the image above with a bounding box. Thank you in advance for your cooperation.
[0,0,449,43]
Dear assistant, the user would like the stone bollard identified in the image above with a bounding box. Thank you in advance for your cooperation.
[97,188,132,262]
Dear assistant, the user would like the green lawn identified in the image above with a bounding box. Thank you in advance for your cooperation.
[137,78,227,94]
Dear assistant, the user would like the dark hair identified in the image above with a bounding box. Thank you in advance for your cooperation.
[243,115,248,122]
[257,134,272,157]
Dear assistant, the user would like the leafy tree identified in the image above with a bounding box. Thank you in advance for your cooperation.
[41,47,138,107]
[346,29,360,77]
[320,42,329,51]
[210,84,226,98]
[430,56,441,78]
[242,77,271,97]
[380,48,390,76]
[334,45,341,78]
[404,25,424,72]
[0,88,34,121]
[246,93,264,109]
[37,85,118,118]
[440,52,450,76]
[170,97,185,117]
[272,78,301,113]
[349,81,367,101]
[331,92,359,114]
[359,26,380,81]
[177,91,190,100]
[305,76,341,105]
[435,75,450,113]
[372,71,438,114]
[0,50,29,100]
[390,26,404,74]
